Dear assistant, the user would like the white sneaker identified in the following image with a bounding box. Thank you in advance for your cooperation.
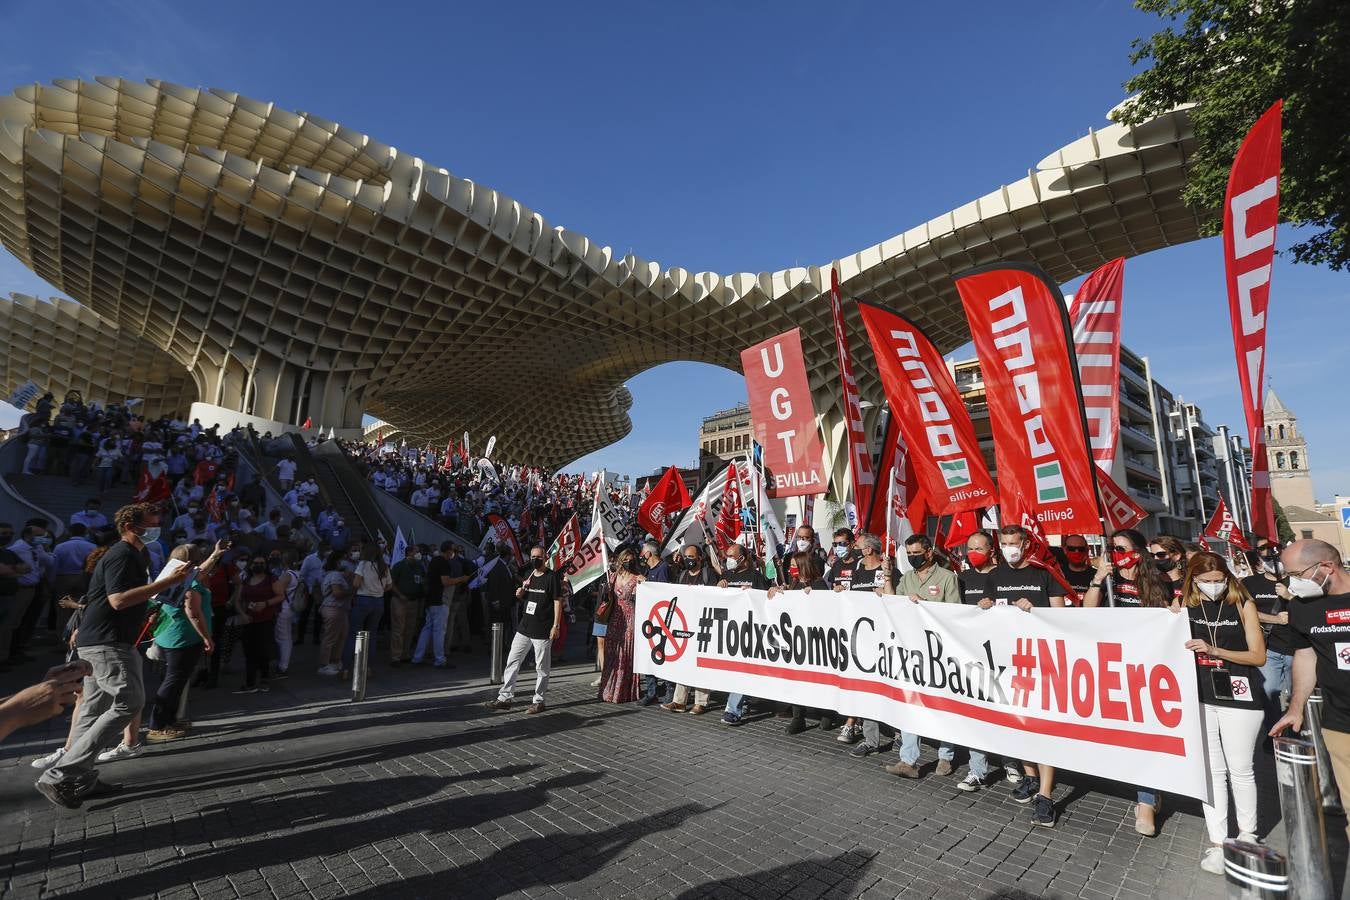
[589,676,602,687]
[1236,832,1259,844]
[836,724,860,743]
[317,664,339,675]
[30,746,65,769]
[96,743,143,763]
[1005,763,1022,783]
[956,773,983,793]
[1199,846,1225,875]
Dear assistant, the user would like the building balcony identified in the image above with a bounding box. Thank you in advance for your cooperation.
[1127,485,1168,512]
[1124,454,1163,482]
[1121,421,1156,451]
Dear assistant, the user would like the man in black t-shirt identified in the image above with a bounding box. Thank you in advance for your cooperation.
[985,525,1065,828]
[1245,537,1294,740]
[37,503,191,808]
[1059,535,1094,605]
[1272,539,1350,841]
[825,528,858,590]
[718,544,768,591]
[485,545,560,714]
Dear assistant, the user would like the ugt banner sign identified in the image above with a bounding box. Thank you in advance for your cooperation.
[633,583,1207,799]
[740,328,827,498]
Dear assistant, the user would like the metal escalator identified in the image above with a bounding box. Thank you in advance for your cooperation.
[306,437,395,545]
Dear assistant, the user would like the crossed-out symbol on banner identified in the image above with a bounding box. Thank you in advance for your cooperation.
[641,597,693,665]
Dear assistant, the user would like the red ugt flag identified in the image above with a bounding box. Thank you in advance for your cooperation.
[637,465,692,541]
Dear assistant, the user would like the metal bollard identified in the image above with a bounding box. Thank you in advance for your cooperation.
[351,630,370,702]
[1272,736,1333,899]
[1303,689,1343,813]
[490,623,505,684]
[1222,839,1288,899]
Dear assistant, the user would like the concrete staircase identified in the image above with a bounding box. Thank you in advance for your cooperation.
[5,473,136,530]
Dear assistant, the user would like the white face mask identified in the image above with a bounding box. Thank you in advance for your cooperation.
[795,539,812,553]
[1197,581,1227,601]
[1001,544,1023,565]
[1289,567,1330,599]
[725,556,740,570]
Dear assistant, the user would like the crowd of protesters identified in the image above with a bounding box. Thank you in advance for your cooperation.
[6,410,1350,880]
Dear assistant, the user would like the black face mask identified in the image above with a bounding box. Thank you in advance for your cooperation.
[684,558,699,570]
[530,558,545,569]
[906,553,927,570]
[1156,559,1177,573]
[250,563,266,573]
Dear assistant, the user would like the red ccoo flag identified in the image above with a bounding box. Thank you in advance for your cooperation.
[828,269,875,515]
[1093,467,1147,533]
[301,416,312,429]
[1224,100,1282,541]
[1203,498,1252,550]
[637,465,692,542]
[955,264,1104,536]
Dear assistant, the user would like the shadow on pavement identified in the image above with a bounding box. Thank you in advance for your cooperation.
[672,848,877,900]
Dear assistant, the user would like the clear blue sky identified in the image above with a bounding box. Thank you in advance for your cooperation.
[0,1,1343,496]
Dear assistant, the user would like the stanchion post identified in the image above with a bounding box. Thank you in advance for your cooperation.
[352,630,370,702]
[1303,689,1343,813]
[490,623,505,685]
[1221,839,1287,899]
[1272,736,1333,899]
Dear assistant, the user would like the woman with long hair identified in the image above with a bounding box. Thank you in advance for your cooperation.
[318,549,352,676]
[147,541,225,740]
[1182,552,1266,875]
[770,551,834,736]
[1081,528,1175,835]
[599,547,644,703]
[344,543,392,674]
[1149,535,1188,600]
[233,550,284,693]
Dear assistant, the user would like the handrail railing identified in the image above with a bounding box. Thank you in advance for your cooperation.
[313,440,395,544]
[0,435,67,536]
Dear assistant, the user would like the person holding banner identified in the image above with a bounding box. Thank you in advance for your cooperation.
[637,541,672,708]
[1081,529,1177,834]
[985,525,1066,827]
[825,529,859,591]
[718,543,770,727]
[877,535,960,779]
[663,545,717,716]
[1059,536,1095,603]
[955,531,1019,790]
[1148,536,1188,600]
[485,546,561,715]
[769,551,838,736]
[1182,553,1266,873]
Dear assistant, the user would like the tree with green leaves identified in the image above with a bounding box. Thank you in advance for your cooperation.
[1273,497,1296,546]
[1119,0,1349,270]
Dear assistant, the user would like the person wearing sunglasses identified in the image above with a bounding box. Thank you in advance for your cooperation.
[825,528,859,592]
[1243,537,1295,744]
[1271,540,1350,845]
[1182,552,1266,875]
[1082,528,1175,835]
[662,545,716,716]
[1147,536,1188,601]
[1059,535,1095,605]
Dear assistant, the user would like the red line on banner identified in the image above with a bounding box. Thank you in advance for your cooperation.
[696,657,1186,756]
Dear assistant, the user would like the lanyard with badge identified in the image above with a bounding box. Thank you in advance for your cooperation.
[1197,598,1235,700]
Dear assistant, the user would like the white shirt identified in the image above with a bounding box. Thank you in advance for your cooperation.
[276,458,297,481]
[71,509,109,530]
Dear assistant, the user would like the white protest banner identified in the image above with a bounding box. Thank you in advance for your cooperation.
[632,583,1207,799]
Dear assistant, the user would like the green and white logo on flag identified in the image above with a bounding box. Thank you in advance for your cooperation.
[939,459,971,489]
[1034,461,1067,503]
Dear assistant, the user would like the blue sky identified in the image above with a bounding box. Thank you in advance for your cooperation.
[0,1,1343,497]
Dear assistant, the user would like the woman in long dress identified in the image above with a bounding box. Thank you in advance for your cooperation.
[600,548,644,703]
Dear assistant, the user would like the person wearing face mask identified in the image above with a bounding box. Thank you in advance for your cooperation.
[35,503,192,808]
[343,544,393,676]
[1271,539,1350,842]
[599,548,645,703]
[877,535,959,779]
[271,550,301,678]
[1243,538,1294,745]
[485,546,561,714]
[1081,528,1176,835]
[637,541,672,707]
[835,534,894,746]
[718,543,769,726]
[232,552,284,693]
[983,525,1066,828]
[1181,552,1266,875]
[825,528,859,591]
[389,544,427,666]
[663,545,718,715]
[5,522,55,666]
[1147,536,1187,601]
[71,500,108,532]
[1058,535,1095,604]
[782,525,825,582]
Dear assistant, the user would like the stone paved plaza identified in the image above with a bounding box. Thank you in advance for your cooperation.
[0,634,1340,899]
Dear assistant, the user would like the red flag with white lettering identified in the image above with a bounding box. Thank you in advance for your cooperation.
[956,264,1103,536]
[828,269,875,512]
[857,302,995,515]
[1094,467,1147,533]
[713,463,744,555]
[548,512,585,570]
[1067,258,1125,473]
[637,465,692,541]
[1224,100,1282,541]
[1203,498,1252,550]
[486,513,523,566]
[740,328,827,498]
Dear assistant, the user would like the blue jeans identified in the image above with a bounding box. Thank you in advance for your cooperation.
[968,749,992,780]
[1137,789,1159,807]
[899,731,954,766]
[641,674,669,703]
[1259,649,1293,738]
[343,596,385,671]
[725,693,747,716]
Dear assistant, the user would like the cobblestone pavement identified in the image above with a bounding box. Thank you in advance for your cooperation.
[0,634,1341,899]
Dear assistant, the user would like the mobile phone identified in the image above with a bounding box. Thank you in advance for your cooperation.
[1210,669,1234,701]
